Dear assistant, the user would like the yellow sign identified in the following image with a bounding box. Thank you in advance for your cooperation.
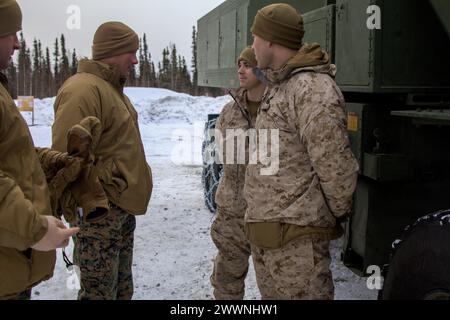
[347,113,359,132]
[17,96,34,112]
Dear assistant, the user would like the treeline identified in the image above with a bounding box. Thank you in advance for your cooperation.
[5,27,223,99]
[5,33,76,99]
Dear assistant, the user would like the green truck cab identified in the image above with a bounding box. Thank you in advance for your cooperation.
[198,0,450,299]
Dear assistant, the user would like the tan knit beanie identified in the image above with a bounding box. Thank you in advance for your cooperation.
[251,3,304,50]
[237,46,257,67]
[0,0,22,37]
[92,22,139,60]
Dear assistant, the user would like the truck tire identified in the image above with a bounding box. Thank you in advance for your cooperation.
[201,116,222,213]
[202,164,221,213]
[381,209,450,300]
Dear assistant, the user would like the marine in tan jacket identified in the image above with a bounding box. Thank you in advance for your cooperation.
[52,22,153,300]
[210,47,266,300]
[0,0,78,300]
[244,4,359,299]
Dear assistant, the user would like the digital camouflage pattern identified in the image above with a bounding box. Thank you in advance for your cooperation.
[211,89,257,300]
[73,207,135,300]
[244,44,359,228]
[243,43,359,300]
[214,89,256,213]
[251,236,334,300]
[52,60,152,300]
[211,207,251,300]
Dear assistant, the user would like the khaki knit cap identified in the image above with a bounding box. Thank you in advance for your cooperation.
[237,46,257,67]
[92,22,139,60]
[251,3,304,51]
[0,0,22,37]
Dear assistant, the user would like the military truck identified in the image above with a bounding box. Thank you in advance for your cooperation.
[198,0,450,299]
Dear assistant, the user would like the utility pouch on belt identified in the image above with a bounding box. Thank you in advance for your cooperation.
[245,222,343,250]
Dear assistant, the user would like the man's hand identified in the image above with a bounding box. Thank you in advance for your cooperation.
[31,216,79,252]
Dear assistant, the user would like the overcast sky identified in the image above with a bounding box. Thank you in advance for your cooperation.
[16,0,224,67]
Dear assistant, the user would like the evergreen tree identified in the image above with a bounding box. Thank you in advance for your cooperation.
[128,64,137,87]
[157,61,162,87]
[24,48,32,95]
[10,32,202,98]
[191,26,198,95]
[138,38,144,87]
[31,39,46,98]
[177,54,183,92]
[17,33,32,96]
[148,52,156,87]
[44,47,53,97]
[53,37,60,91]
[142,34,151,87]
[6,61,18,98]
[38,41,45,98]
[160,47,170,89]
[150,61,156,87]
[71,49,78,75]
[170,44,178,90]
[59,34,70,86]
[139,34,156,87]
[181,56,191,94]
[32,39,40,97]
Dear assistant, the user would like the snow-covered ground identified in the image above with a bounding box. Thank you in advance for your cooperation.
[21,87,376,300]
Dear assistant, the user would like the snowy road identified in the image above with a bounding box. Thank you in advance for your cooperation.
[26,88,377,300]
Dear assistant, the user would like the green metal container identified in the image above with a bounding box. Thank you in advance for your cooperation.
[197,0,336,88]
[302,5,336,62]
[335,0,450,93]
[198,0,450,287]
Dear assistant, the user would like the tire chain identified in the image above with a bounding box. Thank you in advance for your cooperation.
[201,117,223,213]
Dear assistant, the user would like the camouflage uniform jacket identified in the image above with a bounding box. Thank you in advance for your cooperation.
[244,45,359,228]
[215,89,257,214]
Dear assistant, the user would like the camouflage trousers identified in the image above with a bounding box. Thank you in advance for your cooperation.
[73,207,136,300]
[210,207,251,300]
[251,236,334,300]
